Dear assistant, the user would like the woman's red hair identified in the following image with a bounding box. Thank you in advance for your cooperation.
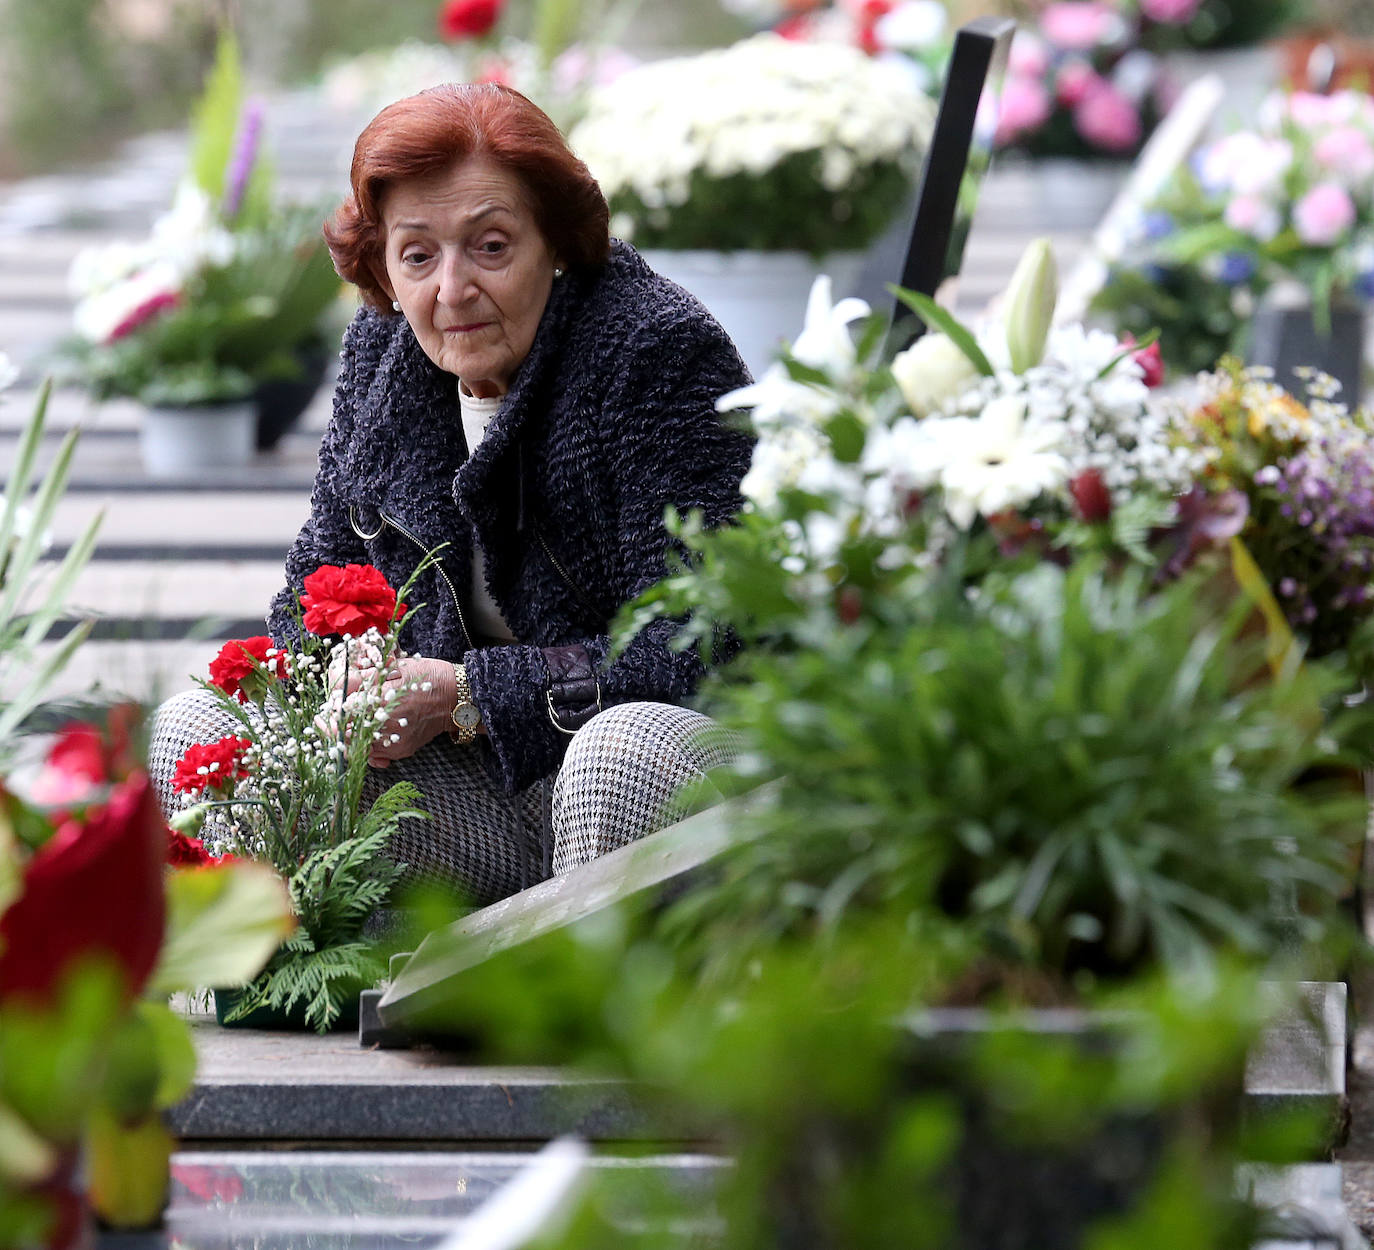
[325,83,610,312]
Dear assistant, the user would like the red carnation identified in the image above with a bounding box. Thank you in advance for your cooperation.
[438,0,503,40]
[171,737,253,796]
[1069,468,1114,523]
[166,827,215,867]
[0,774,166,1007]
[208,635,287,702]
[300,563,405,638]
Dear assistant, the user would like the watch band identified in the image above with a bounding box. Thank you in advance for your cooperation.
[449,663,481,745]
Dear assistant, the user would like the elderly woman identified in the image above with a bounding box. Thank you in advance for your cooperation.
[150,82,752,904]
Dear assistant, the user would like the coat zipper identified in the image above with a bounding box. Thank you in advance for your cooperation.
[379,510,475,652]
[535,526,600,621]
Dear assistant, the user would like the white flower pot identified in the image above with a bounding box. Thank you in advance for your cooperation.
[141,401,256,478]
[640,249,868,378]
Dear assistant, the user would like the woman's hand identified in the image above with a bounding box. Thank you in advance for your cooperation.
[364,656,468,769]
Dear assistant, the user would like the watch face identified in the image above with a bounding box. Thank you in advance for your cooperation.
[454,701,482,729]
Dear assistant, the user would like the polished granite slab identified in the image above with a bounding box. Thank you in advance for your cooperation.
[98,1149,727,1249]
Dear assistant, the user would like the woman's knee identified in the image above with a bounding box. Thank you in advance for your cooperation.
[147,688,245,818]
[549,701,738,873]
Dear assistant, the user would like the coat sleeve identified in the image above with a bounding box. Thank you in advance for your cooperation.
[465,322,753,794]
[265,320,372,647]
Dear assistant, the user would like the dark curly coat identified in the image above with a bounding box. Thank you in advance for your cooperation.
[267,241,753,794]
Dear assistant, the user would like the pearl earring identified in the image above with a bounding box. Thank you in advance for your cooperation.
[391,299,401,312]
[553,267,564,279]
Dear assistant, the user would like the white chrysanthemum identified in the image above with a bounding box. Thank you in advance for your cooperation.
[570,35,935,215]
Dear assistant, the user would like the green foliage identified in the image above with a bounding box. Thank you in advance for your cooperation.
[225,826,404,1031]
[635,559,1373,986]
[611,152,912,256]
[0,382,100,760]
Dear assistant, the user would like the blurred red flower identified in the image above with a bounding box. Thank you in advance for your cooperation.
[438,0,502,40]
[0,774,166,1007]
[171,737,252,796]
[300,564,405,638]
[208,635,288,702]
[1070,468,1114,523]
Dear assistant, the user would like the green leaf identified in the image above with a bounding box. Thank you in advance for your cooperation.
[888,286,994,376]
[187,30,243,203]
[133,1000,198,1109]
[1095,327,1160,381]
[148,861,295,996]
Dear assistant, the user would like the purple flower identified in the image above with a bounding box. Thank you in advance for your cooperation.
[222,97,266,223]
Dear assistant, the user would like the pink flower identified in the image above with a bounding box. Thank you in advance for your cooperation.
[1223,194,1281,241]
[106,289,179,343]
[1131,340,1164,388]
[1008,31,1049,78]
[1073,81,1141,153]
[1040,2,1123,51]
[996,75,1052,144]
[1288,92,1341,130]
[1313,126,1374,183]
[1055,59,1102,107]
[1140,0,1202,21]
[1293,182,1357,245]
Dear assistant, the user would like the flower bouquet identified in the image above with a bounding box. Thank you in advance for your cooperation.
[570,32,935,256]
[995,4,1175,163]
[168,560,436,1032]
[614,240,1373,988]
[58,33,342,412]
[1093,89,1374,377]
[1172,360,1374,669]
[319,0,639,134]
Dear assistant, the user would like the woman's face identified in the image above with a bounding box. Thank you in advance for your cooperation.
[378,156,558,398]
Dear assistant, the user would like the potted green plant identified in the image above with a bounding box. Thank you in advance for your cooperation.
[568,33,935,376]
[58,33,343,477]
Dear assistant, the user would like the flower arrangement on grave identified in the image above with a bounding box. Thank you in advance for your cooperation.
[318,0,638,135]
[717,0,954,93]
[1172,359,1374,669]
[58,33,342,408]
[168,560,436,1032]
[568,33,936,255]
[617,238,1373,986]
[995,4,1175,161]
[1093,89,1374,377]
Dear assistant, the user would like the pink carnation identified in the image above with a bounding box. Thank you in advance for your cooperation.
[1008,30,1050,78]
[1288,92,1341,130]
[1073,81,1142,153]
[1055,59,1102,107]
[996,75,1052,143]
[1223,194,1281,241]
[1140,0,1202,21]
[106,290,179,343]
[1293,182,1357,245]
[1041,2,1122,51]
[1313,126,1374,183]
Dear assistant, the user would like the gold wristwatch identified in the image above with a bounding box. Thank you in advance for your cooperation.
[449,663,481,745]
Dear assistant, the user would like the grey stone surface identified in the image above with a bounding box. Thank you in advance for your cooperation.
[378,788,772,1028]
[1240,1164,1368,1249]
[1245,982,1347,1126]
[171,1012,684,1144]
[97,1148,727,1248]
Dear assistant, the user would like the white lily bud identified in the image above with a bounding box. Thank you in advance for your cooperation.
[1002,238,1057,374]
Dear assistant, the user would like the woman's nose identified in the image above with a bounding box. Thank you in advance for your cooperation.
[436,253,476,305]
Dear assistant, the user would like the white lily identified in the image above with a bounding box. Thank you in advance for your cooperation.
[716,275,870,428]
[1002,238,1057,374]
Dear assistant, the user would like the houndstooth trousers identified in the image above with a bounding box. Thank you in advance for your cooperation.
[148,691,737,906]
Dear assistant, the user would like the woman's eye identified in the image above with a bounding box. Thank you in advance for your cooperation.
[478,239,507,256]
[401,249,431,266]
